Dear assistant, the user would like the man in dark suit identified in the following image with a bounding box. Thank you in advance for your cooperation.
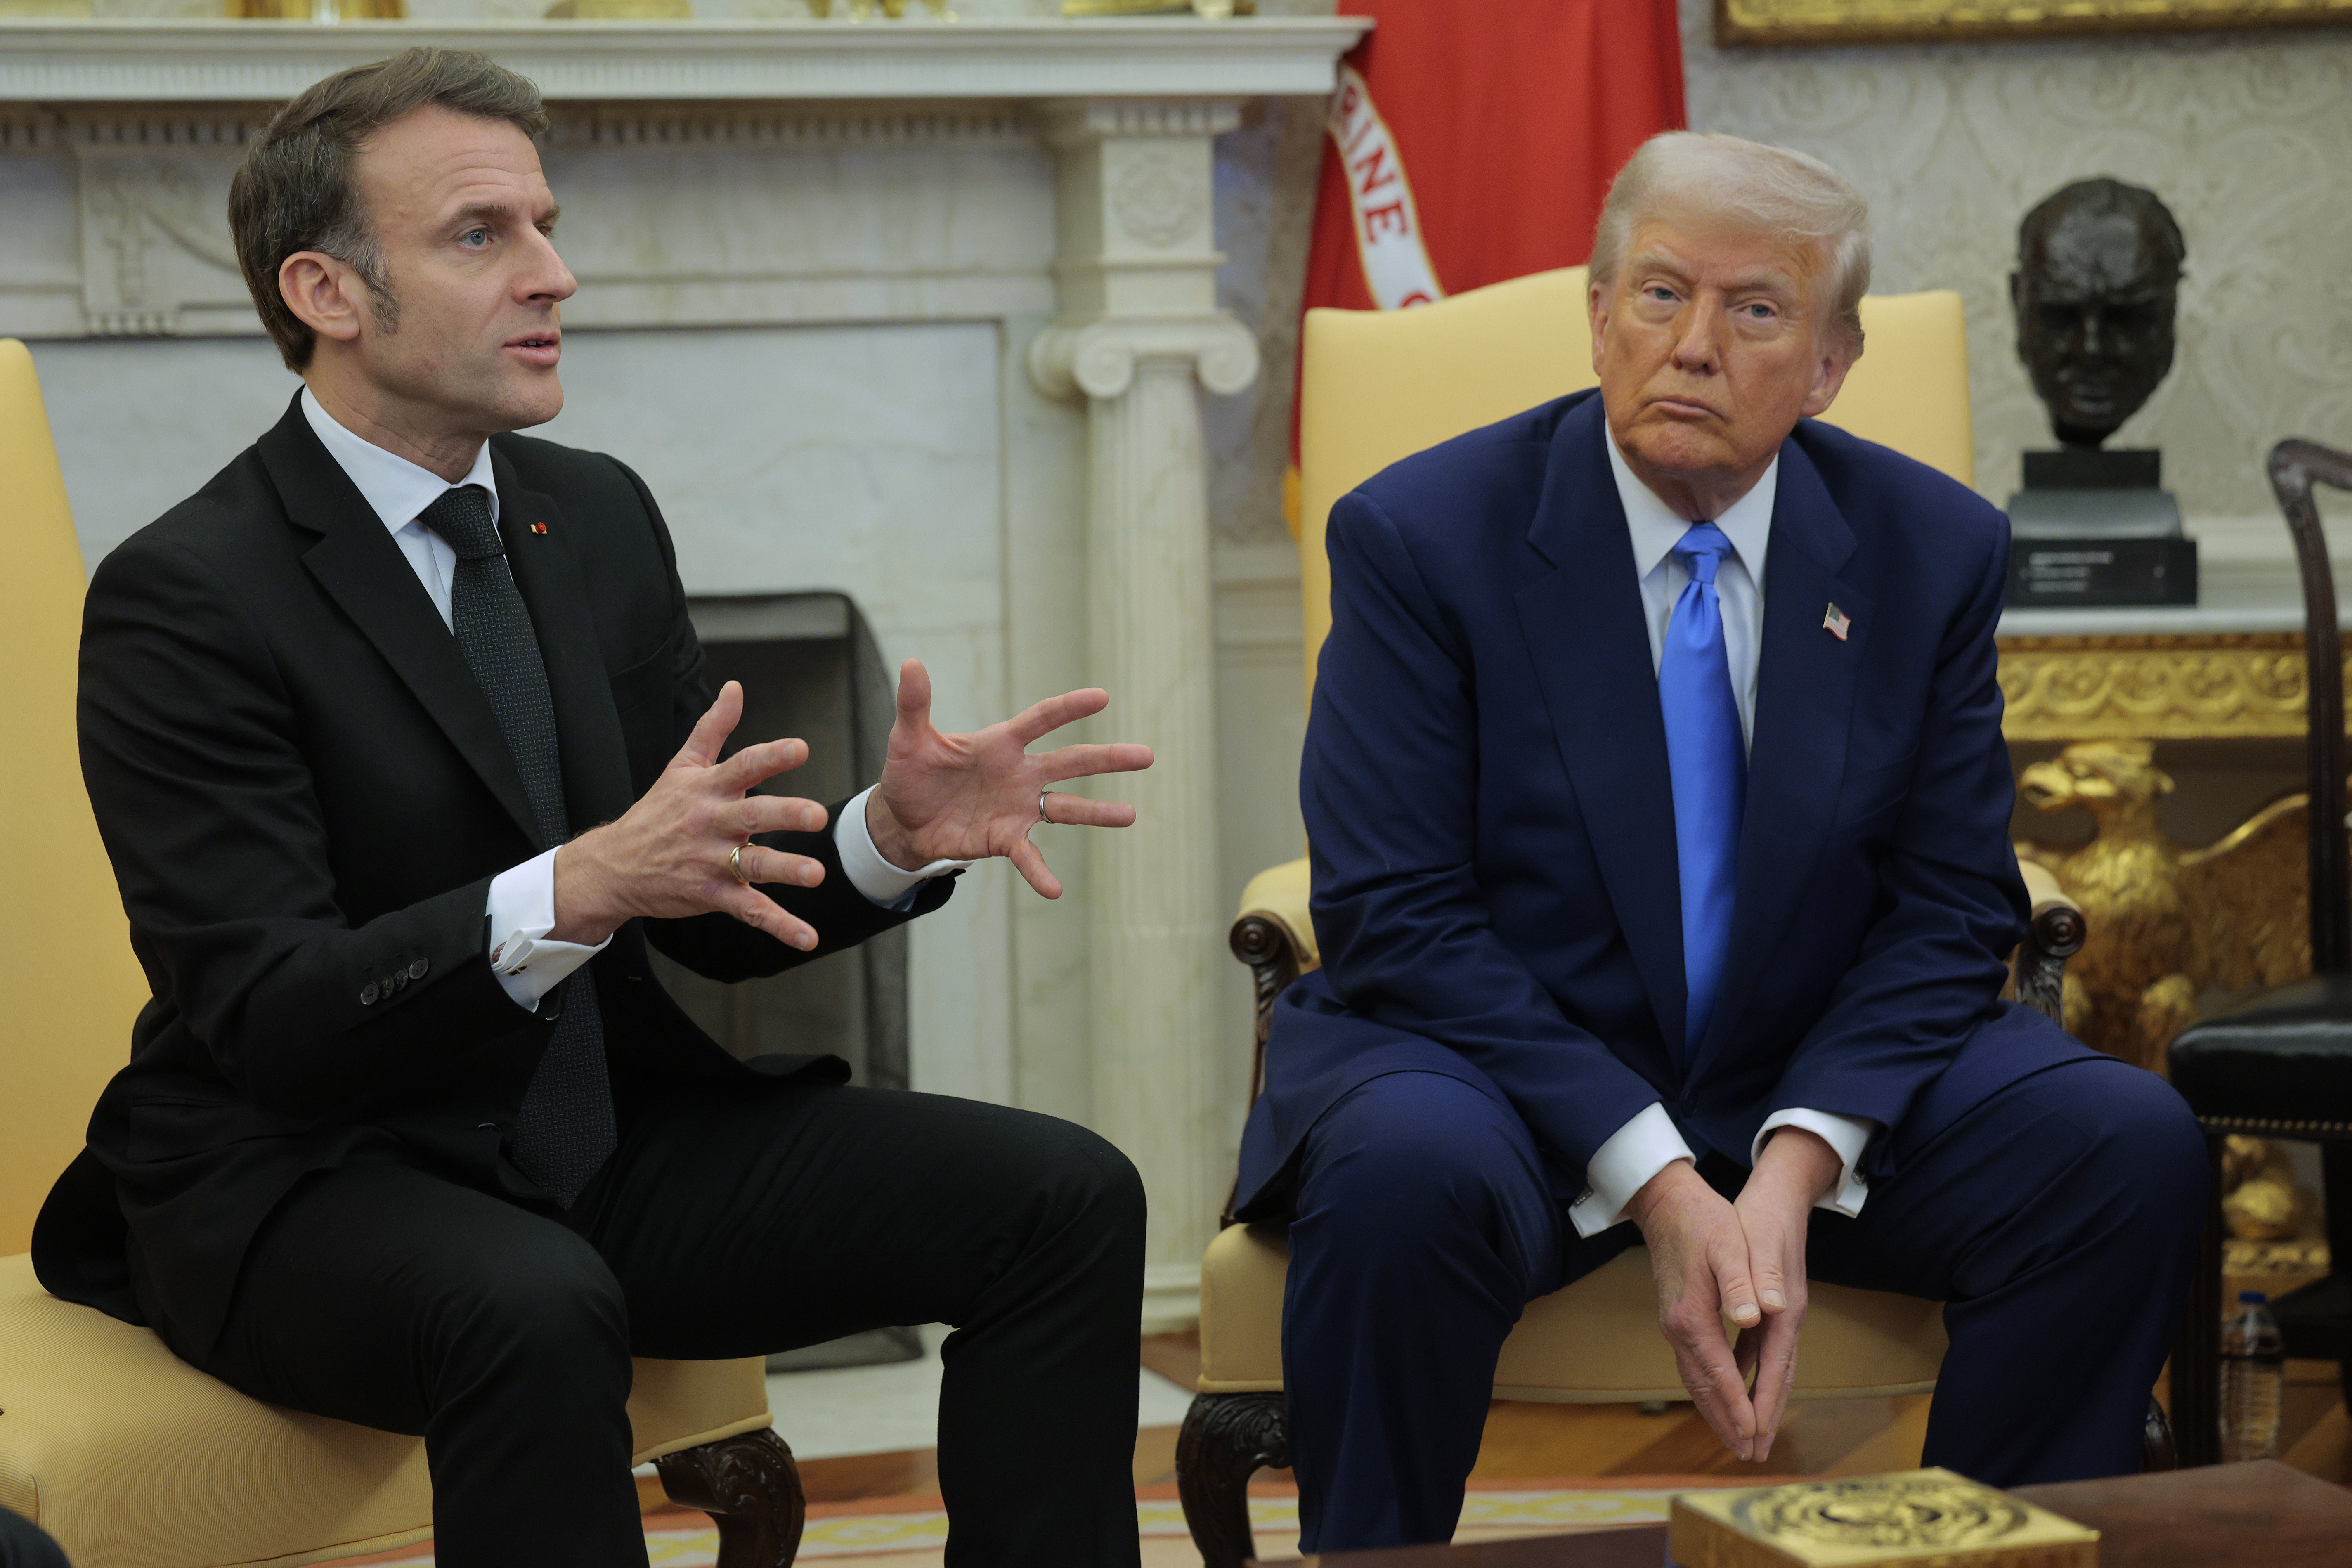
[33,48,1152,1568]
[1233,132,2206,1550]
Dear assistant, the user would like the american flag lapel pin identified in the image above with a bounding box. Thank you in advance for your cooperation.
[1823,602,1851,641]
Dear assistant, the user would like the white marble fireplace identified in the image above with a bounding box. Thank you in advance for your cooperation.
[0,13,1365,1326]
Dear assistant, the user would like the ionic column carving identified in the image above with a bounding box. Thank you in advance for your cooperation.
[1028,97,1259,1329]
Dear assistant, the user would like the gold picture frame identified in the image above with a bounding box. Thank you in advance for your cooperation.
[1718,0,2352,46]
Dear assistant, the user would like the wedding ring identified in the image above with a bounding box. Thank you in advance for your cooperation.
[1038,788,1059,825]
[728,844,751,886]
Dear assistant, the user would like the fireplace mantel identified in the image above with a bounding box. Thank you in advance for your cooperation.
[0,16,1369,104]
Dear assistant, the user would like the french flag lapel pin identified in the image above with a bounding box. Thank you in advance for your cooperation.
[1823,602,1851,641]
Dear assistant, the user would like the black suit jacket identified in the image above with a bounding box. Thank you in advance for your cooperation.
[33,395,952,1355]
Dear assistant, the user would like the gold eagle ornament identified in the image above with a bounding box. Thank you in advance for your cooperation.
[2016,739,2311,1074]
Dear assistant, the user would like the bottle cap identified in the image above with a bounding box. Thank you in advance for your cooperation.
[2239,1290,2269,1304]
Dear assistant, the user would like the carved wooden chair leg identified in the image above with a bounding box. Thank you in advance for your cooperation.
[1177,1391,1290,1568]
[655,1428,808,1568]
[2141,1393,2178,1471]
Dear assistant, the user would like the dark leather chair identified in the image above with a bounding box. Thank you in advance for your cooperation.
[2168,438,2352,1467]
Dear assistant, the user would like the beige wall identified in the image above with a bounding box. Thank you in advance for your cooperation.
[1681,0,2352,523]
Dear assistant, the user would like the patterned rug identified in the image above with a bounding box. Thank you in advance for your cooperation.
[345,1478,1709,1565]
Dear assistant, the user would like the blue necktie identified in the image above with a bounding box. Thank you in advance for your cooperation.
[1659,522,1745,1064]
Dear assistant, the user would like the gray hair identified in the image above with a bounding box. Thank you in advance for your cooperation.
[1588,131,1872,359]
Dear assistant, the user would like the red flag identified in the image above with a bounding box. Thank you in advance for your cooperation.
[1288,1,1686,490]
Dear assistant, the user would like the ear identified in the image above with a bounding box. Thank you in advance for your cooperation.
[278,250,367,349]
[1587,278,1612,382]
[1799,338,1857,421]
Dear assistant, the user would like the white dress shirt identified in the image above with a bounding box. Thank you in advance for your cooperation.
[298,389,963,1012]
[1564,432,1876,1238]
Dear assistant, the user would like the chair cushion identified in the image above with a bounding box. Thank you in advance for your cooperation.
[1197,1223,1945,1405]
[0,1253,772,1568]
[2168,976,2352,1128]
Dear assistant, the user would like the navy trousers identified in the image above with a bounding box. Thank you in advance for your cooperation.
[1278,1055,2206,1551]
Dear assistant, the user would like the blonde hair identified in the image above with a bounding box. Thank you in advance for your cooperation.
[1588,131,1871,358]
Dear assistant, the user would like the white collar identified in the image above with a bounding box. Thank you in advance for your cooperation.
[1603,421,1776,586]
[300,385,500,537]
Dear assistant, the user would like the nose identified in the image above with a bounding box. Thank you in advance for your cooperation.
[522,225,577,307]
[1670,293,1723,374]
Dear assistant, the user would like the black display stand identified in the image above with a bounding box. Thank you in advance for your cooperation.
[2005,448,2198,608]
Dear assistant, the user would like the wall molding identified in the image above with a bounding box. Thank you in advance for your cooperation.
[0,17,1370,106]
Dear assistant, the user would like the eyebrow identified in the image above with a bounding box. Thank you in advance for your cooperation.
[1628,248,1694,284]
[449,200,560,230]
[1636,256,1808,312]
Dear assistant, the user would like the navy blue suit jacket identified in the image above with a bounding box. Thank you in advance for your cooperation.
[1235,388,2093,1216]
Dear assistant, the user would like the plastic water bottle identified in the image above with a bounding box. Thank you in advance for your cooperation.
[2220,1290,2284,1462]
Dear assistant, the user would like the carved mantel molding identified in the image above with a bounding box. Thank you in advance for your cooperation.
[0,17,1370,104]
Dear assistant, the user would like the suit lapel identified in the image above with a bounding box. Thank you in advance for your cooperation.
[492,443,636,834]
[1515,395,1689,1063]
[262,397,543,847]
[1689,435,1875,1079]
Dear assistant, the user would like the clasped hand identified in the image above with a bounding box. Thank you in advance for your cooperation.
[1626,1128,1842,1463]
[551,660,1151,950]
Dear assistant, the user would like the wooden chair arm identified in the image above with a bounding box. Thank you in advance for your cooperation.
[2014,858,2086,1024]
[1226,858,1315,1224]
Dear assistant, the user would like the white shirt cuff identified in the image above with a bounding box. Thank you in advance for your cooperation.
[1569,1102,1697,1238]
[485,847,610,1011]
[1752,1108,1880,1218]
[834,785,972,908]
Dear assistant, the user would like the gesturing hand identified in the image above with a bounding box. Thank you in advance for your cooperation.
[553,680,831,951]
[1630,1160,1768,1461]
[865,658,1154,900]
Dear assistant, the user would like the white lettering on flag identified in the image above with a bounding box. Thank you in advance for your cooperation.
[1326,64,1444,312]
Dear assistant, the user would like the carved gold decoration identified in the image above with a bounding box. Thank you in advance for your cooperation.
[1718,0,2352,47]
[548,0,689,16]
[2221,1135,2303,1239]
[232,0,404,17]
[806,0,952,16]
[1065,0,1253,15]
[2017,740,2309,1071]
[1997,632,2352,742]
[1671,1470,2099,1568]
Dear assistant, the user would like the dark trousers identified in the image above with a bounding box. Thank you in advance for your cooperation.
[0,1509,69,1568]
[177,1083,1146,1568]
[1279,1054,2207,1551]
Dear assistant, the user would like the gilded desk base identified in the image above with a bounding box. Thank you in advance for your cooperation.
[1999,632,2352,743]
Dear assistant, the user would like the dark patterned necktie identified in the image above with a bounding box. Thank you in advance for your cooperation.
[420,484,616,1206]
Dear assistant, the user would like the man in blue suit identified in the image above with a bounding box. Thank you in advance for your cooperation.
[1234,133,2205,1551]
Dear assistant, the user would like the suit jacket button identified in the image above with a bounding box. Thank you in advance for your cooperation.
[360,981,380,1005]
[409,958,430,981]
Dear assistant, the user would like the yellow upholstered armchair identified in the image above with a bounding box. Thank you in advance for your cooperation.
[1170,271,2104,1567]
[0,341,805,1568]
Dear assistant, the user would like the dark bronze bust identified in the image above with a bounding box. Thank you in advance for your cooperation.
[2010,178,2186,449]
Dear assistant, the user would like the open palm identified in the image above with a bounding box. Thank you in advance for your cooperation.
[870,659,1152,899]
